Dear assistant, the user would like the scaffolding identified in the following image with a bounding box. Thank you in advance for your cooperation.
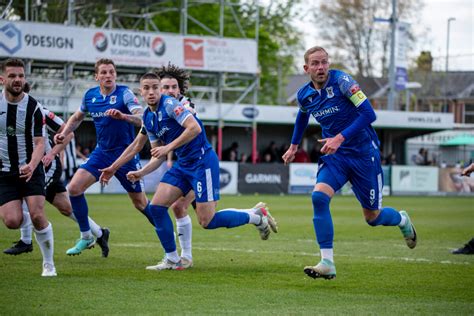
[2,0,261,160]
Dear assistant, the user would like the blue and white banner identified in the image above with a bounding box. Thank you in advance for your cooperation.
[395,22,410,90]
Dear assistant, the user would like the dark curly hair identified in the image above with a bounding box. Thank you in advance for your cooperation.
[155,62,190,95]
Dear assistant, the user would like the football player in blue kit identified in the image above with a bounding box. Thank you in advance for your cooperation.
[55,59,151,256]
[125,72,278,270]
[282,46,417,280]
[99,63,198,268]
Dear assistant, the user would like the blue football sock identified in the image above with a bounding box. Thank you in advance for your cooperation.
[312,191,333,249]
[205,210,250,229]
[70,194,90,232]
[148,205,176,253]
[367,207,402,226]
[142,201,156,227]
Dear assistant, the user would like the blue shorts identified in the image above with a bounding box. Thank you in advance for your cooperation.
[317,149,383,210]
[161,149,220,203]
[80,146,143,193]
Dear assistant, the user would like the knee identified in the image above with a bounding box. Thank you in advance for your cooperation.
[312,191,331,209]
[198,214,213,228]
[171,203,187,219]
[67,183,83,197]
[3,217,21,229]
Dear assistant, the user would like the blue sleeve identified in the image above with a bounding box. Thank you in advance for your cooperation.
[290,110,310,145]
[340,99,376,141]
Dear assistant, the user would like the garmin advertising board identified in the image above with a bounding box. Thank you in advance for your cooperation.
[238,164,289,194]
[0,20,257,74]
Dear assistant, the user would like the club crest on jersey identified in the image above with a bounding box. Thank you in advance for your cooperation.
[307,96,313,103]
[326,86,334,98]
[109,95,117,105]
[92,97,96,103]
[158,111,162,122]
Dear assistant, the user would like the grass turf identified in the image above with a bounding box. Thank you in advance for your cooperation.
[0,195,473,315]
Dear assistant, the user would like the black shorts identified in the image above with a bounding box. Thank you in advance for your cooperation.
[0,165,46,206]
[45,165,67,204]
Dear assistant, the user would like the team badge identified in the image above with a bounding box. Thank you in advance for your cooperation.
[326,86,334,98]
[308,96,312,103]
[109,95,117,105]
[158,111,162,122]
[92,97,96,103]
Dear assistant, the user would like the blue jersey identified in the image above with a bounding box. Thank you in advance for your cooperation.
[296,69,379,155]
[142,95,211,165]
[80,85,142,151]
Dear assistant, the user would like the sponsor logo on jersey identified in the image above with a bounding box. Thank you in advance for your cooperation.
[6,125,15,136]
[156,126,170,138]
[326,86,334,98]
[350,84,360,94]
[90,111,107,118]
[173,105,185,116]
[109,95,117,105]
[312,106,340,119]
[93,32,108,52]
[0,23,22,54]
[349,90,367,107]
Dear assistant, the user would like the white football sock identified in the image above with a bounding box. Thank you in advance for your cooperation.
[20,202,33,244]
[80,230,93,240]
[166,251,181,263]
[320,248,334,263]
[176,215,192,259]
[68,213,102,238]
[34,222,54,265]
[398,213,407,226]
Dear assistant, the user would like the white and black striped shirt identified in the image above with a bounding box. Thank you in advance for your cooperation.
[42,108,64,181]
[0,93,44,174]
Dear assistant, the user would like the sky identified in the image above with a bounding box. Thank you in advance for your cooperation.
[294,0,473,73]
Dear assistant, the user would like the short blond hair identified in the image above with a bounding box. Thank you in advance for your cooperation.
[304,46,328,64]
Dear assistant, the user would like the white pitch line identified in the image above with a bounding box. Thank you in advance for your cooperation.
[113,243,471,265]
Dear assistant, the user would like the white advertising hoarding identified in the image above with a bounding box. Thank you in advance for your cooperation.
[0,20,257,74]
[391,166,439,193]
[289,163,318,194]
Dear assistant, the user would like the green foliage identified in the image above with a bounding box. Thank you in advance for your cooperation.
[1,195,473,314]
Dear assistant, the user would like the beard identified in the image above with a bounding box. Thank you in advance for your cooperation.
[6,84,24,97]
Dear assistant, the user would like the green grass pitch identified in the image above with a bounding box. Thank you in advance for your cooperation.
[0,195,473,314]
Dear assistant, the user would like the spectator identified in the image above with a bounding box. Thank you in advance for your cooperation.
[239,153,249,163]
[386,152,397,165]
[413,148,427,165]
[263,141,279,162]
[262,152,273,163]
[222,142,239,161]
[293,147,310,163]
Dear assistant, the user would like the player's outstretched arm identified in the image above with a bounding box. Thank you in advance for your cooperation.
[104,108,143,127]
[150,115,201,160]
[283,144,298,165]
[126,156,166,182]
[55,111,85,144]
[99,132,148,185]
[461,163,474,176]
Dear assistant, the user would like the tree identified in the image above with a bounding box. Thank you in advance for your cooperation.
[313,0,423,77]
[416,51,433,72]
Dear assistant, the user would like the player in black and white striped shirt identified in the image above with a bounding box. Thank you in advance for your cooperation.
[3,106,110,258]
[0,58,56,277]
